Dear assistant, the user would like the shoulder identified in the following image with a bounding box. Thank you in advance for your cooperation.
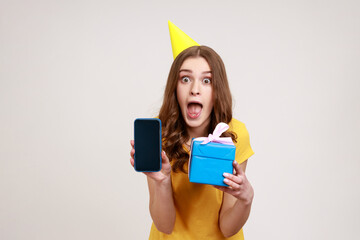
[228,118,249,136]
[229,118,254,163]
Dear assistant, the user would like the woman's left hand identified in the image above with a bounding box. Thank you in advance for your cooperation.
[214,160,254,204]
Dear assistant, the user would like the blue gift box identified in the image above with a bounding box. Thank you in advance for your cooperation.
[189,139,236,186]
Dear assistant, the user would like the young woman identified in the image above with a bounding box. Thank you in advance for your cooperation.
[130,46,254,239]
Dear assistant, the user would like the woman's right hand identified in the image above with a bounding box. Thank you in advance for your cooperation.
[130,140,176,234]
[130,140,172,182]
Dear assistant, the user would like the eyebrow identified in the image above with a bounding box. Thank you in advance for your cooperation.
[179,69,212,74]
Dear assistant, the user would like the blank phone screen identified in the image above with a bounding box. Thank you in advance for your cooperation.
[134,119,161,172]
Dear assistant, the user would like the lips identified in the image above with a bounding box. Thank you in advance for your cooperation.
[187,101,203,119]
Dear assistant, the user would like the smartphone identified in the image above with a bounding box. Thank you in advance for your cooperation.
[134,118,162,172]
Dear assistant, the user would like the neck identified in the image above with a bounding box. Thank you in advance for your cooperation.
[185,119,211,145]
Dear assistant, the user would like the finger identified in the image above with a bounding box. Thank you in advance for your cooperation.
[223,178,241,190]
[233,160,244,176]
[130,157,134,167]
[161,151,170,163]
[130,148,135,158]
[223,172,243,185]
[130,140,134,147]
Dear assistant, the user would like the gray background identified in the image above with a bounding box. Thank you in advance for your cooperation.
[1,0,359,239]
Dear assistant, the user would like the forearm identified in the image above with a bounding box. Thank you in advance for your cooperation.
[148,177,176,234]
[219,198,253,238]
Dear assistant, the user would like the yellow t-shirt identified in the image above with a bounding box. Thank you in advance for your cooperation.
[149,118,254,240]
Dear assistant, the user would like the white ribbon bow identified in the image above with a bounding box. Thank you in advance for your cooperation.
[195,122,234,145]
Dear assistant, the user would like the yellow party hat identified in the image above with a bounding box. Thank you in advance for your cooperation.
[168,21,200,59]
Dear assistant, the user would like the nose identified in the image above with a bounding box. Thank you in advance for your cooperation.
[190,80,200,96]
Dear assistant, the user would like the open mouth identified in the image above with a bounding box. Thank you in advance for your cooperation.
[187,102,203,119]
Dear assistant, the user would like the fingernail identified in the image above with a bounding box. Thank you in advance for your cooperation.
[223,173,229,177]
[224,178,229,183]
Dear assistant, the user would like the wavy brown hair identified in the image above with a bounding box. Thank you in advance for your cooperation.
[159,46,237,173]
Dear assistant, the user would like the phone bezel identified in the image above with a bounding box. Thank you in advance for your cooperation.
[134,118,162,172]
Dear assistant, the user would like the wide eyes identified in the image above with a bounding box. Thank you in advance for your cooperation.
[181,76,191,83]
[180,76,211,84]
[202,78,211,84]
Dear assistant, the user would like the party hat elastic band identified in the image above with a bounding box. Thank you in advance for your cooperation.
[168,21,200,59]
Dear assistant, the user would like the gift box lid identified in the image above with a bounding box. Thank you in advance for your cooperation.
[191,140,235,161]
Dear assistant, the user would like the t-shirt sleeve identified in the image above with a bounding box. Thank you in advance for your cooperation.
[231,120,254,164]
